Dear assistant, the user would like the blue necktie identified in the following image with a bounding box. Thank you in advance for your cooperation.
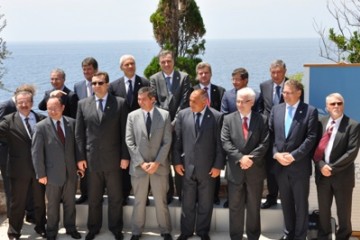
[165,76,172,93]
[273,85,281,105]
[285,106,293,137]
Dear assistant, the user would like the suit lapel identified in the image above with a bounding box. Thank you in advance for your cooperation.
[172,71,180,93]
[197,107,212,139]
[14,112,31,140]
[88,97,101,124]
[149,108,161,138]
[331,116,348,154]
[118,77,127,98]
[287,102,305,138]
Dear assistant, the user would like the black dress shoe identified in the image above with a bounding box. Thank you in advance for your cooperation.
[122,198,128,206]
[223,200,229,208]
[198,234,210,240]
[66,230,82,239]
[146,197,150,206]
[176,233,192,240]
[75,195,88,204]
[114,232,124,240]
[8,233,20,240]
[162,233,173,240]
[25,215,36,224]
[261,200,277,209]
[213,197,220,205]
[34,226,47,238]
[167,196,173,204]
[130,235,141,240]
[85,231,98,240]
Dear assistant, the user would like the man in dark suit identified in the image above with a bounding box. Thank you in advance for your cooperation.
[125,87,173,240]
[191,62,225,205]
[32,96,82,240]
[259,60,290,209]
[150,50,191,203]
[73,57,99,204]
[0,85,47,239]
[0,96,16,217]
[313,93,360,240]
[221,67,262,114]
[38,68,79,119]
[269,80,318,240]
[174,89,224,240]
[76,71,129,240]
[109,54,150,205]
[221,87,269,240]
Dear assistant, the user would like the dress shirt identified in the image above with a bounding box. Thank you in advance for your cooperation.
[239,112,252,129]
[19,112,36,138]
[142,108,154,122]
[51,118,66,137]
[163,72,174,85]
[95,94,108,111]
[87,80,93,97]
[272,79,285,103]
[193,106,207,126]
[125,76,135,93]
[200,83,211,100]
[285,100,300,122]
[324,115,343,163]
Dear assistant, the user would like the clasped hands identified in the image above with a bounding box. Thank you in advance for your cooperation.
[239,155,254,170]
[141,161,160,175]
[274,152,295,166]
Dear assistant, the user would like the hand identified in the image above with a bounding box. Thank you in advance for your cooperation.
[175,164,185,176]
[239,155,254,170]
[77,169,85,178]
[77,160,87,171]
[320,164,332,177]
[50,90,67,97]
[145,162,160,175]
[209,168,221,178]
[38,177,47,185]
[120,159,129,169]
[274,152,294,166]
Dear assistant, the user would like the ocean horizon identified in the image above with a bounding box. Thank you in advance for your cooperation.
[0,38,330,108]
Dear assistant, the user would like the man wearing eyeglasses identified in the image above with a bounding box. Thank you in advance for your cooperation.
[269,80,318,240]
[313,93,360,240]
[75,71,130,240]
[221,87,269,240]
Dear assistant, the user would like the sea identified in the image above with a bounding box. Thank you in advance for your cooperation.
[0,38,330,108]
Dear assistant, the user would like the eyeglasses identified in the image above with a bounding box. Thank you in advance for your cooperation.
[329,102,343,106]
[282,91,294,95]
[91,81,106,86]
[236,99,251,104]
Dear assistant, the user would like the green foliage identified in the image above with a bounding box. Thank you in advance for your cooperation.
[144,56,161,79]
[287,72,303,82]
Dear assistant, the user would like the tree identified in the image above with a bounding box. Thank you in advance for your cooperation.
[315,0,360,63]
[145,0,206,80]
[0,8,11,81]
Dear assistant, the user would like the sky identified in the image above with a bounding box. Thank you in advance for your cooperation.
[1,0,337,42]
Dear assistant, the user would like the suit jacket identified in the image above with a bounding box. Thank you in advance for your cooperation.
[125,107,172,177]
[173,107,225,180]
[38,85,79,119]
[75,94,130,172]
[192,83,225,111]
[220,88,263,114]
[74,80,91,100]
[109,75,150,112]
[221,111,269,184]
[0,99,17,164]
[269,102,318,177]
[32,116,79,186]
[0,111,46,178]
[150,70,191,121]
[314,115,360,187]
[259,78,305,118]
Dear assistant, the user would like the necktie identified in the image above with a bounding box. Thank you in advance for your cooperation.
[204,87,210,106]
[165,76,172,93]
[195,112,201,137]
[242,117,249,140]
[146,112,151,138]
[56,120,65,145]
[87,81,93,97]
[273,85,281,105]
[24,117,33,137]
[284,106,294,137]
[127,80,133,105]
[98,99,104,112]
[313,121,336,162]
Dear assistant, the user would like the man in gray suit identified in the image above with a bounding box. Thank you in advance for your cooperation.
[221,87,269,240]
[73,57,99,204]
[32,96,82,240]
[313,93,360,240]
[76,71,129,240]
[150,49,191,203]
[125,87,173,240]
[174,89,224,240]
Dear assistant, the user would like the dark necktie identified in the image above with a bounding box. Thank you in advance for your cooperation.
[274,85,281,105]
[98,99,104,112]
[313,121,336,162]
[56,120,65,145]
[165,76,172,93]
[24,117,33,137]
[146,112,151,138]
[242,116,249,140]
[204,87,210,106]
[195,112,201,137]
[127,80,133,105]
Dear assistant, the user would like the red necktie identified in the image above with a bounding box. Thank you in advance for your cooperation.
[204,87,210,106]
[57,120,65,145]
[313,121,335,162]
[242,117,249,140]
